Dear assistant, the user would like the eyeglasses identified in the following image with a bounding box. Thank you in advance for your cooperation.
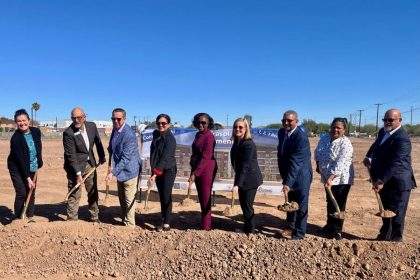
[382,118,397,123]
[233,125,244,130]
[71,116,84,121]
[282,119,295,123]
[111,117,123,122]
[156,122,168,126]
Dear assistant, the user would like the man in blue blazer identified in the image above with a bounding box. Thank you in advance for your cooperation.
[106,108,141,227]
[364,109,417,242]
[277,110,312,240]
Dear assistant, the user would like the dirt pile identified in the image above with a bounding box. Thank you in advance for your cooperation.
[0,221,419,280]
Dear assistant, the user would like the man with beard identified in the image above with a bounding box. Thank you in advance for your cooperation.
[363,109,417,242]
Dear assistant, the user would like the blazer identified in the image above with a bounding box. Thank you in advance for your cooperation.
[230,138,263,190]
[190,129,216,177]
[8,127,43,179]
[366,127,417,191]
[108,124,141,182]
[63,121,105,176]
[150,129,177,174]
[277,127,312,191]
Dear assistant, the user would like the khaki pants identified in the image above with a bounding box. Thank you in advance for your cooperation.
[117,177,138,227]
[67,163,99,220]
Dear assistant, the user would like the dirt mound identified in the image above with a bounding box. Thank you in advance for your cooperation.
[0,222,419,280]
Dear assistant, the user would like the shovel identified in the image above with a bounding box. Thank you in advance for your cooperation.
[144,178,153,210]
[64,163,99,202]
[20,171,38,220]
[179,181,195,206]
[223,190,238,216]
[277,189,299,212]
[326,186,346,220]
[367,167,396,218]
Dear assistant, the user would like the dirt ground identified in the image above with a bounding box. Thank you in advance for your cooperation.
[0,137,419,280]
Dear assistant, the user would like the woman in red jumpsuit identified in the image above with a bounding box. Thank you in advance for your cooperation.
[189,113,217,230]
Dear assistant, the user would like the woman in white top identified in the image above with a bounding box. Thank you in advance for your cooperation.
[315,117,354,240]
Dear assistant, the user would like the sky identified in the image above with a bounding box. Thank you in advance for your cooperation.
[0,0,419,127]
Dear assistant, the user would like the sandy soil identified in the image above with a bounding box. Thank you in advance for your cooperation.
[0,137,419,280]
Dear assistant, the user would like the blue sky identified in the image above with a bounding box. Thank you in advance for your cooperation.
[1,0,419,127]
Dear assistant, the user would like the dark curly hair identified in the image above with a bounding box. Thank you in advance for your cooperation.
[192,113,214,129]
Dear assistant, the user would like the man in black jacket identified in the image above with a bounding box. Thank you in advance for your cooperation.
[63,107,106,222]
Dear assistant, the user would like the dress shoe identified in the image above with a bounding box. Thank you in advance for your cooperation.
[334,233,343,240]
[156,224,171,232]
[278,228,293,239]
[90,218,101,223]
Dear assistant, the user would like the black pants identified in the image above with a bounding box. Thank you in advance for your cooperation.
[238,187,258,233]
[379,189,411,242]
[325,184,351,234]
[156,169,176,225]
[10,170,36,218]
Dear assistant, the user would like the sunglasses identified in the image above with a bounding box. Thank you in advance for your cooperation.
[111,117,123,122]
[382,118,397,123]
[71,116,84,121]
[156,122,168,126]
[282,119,295,123]
[196,121,207,126]
[233,125,244,130]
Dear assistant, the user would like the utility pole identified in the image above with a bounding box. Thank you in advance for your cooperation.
[348,114,352,135]
[411,106,413,125]
[358,109,364,137]
[374,103,382,137]
[133,116,137,132]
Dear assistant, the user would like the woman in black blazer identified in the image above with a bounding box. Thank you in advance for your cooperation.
[7,109,43,221]
[230,118,263,234]
[148,114,177,232]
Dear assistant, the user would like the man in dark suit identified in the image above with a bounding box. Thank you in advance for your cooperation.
[63,107,106,222]
[106,108,141,227]
[277,110,312,240]
[363,109,417,242]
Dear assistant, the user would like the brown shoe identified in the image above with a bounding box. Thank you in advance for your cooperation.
[278,228,293,239]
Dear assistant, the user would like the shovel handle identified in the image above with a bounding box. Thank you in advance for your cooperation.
[284,190,289,204]
[64,163,99,202]
[105,181,110,199]
[230,191,235,208]
[374,191,385,213]
[20,171,39,219]
[366,167,385,214]
[326,186,341,214]
[187,181,192,199]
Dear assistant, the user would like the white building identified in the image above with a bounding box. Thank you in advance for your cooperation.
[38,120,113,129]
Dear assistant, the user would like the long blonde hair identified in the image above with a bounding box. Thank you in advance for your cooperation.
[231,118,252,142]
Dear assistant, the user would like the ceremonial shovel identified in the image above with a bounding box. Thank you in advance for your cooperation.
[64,163,100,203]
[367,167,396,218]
[20,171,38,220]
[326,186,346,220]
[144,178,153,210]
[277,190,299,212]
[179,181,195,207]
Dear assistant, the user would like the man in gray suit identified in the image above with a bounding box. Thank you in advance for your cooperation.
[106,108,141,227]
[63,107,106,222]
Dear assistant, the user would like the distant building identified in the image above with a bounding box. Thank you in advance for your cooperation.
[38,120,113,130]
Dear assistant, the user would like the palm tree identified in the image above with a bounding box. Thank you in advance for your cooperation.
[31,102,40,126]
